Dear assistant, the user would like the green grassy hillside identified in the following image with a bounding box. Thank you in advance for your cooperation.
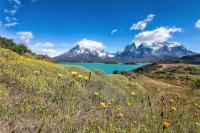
[0,48,146,132]
[135,64,200,89]
[0,36,52,61]
[0,48,199,132]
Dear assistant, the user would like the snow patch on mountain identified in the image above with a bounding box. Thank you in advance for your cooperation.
[141,42,181,51]
[54,39,114,61]
[115,41,195,61]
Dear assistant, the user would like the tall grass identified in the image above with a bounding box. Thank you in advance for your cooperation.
[0,48,199,132]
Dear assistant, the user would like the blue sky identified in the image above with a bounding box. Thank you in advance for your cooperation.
[0,0,200,57]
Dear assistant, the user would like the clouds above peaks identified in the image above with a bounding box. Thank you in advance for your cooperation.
[16,31,34,43]
[31,42,64,57]
[77,38,104,51]
[111,29,117,35]
[130,14,155,30]
[134,27,182,47]
[195,19,200,29]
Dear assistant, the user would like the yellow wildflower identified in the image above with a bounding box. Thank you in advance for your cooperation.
[94,92,99,96]
[117,105,122,111]
[108,102,112,105]
[171,106,177,112]
[111,98,114,102]
[131,91,136,96]
[71,71,78,75]
[78,75,83,79]
[163,120,170,129]
[169,99,174,103]
[127,102,131,106]
[58,74,64,78]
[118,112,123,118]
[84,76,89,80]
[100,102,106,108]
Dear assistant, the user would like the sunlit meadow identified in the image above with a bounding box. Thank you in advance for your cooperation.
[0,48,199,132]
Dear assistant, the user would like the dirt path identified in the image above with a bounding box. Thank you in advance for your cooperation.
[136,75,191,97]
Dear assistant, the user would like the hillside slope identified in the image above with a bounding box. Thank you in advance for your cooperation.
[133,63,200,89]
[0,48,199,132]
[0,36,52,61]
[0,48,146,132]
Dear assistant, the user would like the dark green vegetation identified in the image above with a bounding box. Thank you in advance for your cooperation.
[0,36,52,61]
[104,60,119,64]
[0,48,200,132]
[151,66,200,89]
[179,54,200,64]
[123,61,137,65]
[133,63,161,73]
[134,63,200,89]
[157,54,200,64]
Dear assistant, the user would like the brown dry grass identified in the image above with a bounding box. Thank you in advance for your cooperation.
[136,75,191,97]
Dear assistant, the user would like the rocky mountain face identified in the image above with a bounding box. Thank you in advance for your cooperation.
[54,44,114,62]
[54,41,195,62]
[115,42,195,61]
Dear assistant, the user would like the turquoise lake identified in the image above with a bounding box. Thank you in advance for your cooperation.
[58,62,146,74]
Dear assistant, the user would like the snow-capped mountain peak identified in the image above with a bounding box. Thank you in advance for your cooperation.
[54,41,195,62]
[138,41,181,51]
[54,43,114,61]
[115,41,195,61]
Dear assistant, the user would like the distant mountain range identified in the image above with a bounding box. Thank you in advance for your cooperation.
[115,42,194,62]
[54,41,196,62]
[54,44,114,62]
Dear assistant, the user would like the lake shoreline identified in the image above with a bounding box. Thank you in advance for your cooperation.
[57,62,147,74]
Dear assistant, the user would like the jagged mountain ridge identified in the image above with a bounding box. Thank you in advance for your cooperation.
[115,42,195,61]
[54,41,195,62]
[54,44,114,62]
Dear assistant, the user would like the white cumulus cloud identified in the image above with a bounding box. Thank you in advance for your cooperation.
[4,22,18,28]
[31,42,64,57]
[111,29,117,35]
[134,27,182,47]
[38,49,64,57]
[130,14,155,30]
[195,19,200,29]
[77,38,104,51]
[34,42,54,49]
[16,31,34,43]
